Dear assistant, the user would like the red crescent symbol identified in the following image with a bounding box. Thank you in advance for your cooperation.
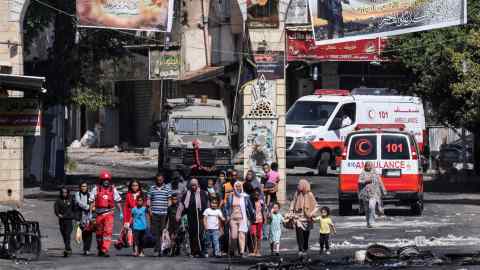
[355,139,373,156]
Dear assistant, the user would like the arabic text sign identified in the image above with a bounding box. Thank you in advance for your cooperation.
[0,99,41,136]
[287,31,386,62]
[149,50,180,80]
[76,0,174,32]
[309,0,467,45]
[254,51,285,80]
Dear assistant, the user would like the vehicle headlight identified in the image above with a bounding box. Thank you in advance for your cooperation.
[168,148,182,156]
[217,149,231,157]
[297,135,316,143]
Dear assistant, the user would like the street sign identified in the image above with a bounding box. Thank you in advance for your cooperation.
[0,99,41,136]
[149,50,180,80]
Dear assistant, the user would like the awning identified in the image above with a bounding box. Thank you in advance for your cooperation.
[179,66,225,84]
[0,74,46,93]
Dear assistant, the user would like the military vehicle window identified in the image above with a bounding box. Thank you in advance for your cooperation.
[348,135,377,160]
[198,119,226,134]
[174,118,226,135]
[381,135,410,160]
[174,119,197,134]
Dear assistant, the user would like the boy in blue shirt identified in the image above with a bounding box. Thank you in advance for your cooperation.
[130,196,149,257]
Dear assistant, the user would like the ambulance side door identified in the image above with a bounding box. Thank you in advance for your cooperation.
[328,103,357,144]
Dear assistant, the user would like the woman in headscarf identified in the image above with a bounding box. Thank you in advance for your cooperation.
[288,179,318,256]
[224,181,255,257]
[176,178,209,257]
[358,161,387,228]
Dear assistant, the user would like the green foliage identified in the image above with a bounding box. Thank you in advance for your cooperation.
[387,0,480,132]
[23,0,138,109]
[71,87,112,111]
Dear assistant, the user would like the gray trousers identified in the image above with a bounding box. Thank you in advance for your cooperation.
[363,198,377,226]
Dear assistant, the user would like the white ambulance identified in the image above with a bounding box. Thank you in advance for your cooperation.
[285,88,426,175]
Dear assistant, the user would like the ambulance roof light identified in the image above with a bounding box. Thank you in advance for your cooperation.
[355,124,406,131]
[314,89,350,96]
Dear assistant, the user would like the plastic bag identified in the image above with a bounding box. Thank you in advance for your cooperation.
[75,224,82,244]
[161,229,171,252]
[127,228,134,247]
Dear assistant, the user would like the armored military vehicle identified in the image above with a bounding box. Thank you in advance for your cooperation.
[161,96,233,175]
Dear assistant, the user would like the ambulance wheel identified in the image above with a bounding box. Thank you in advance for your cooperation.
[339,200,352,216]
[410,200,424,216]
[317,152,330,176]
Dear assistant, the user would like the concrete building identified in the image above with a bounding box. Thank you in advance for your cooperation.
[0,0,45,205]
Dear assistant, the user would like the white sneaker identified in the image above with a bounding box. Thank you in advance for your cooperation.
[326,251,331,255]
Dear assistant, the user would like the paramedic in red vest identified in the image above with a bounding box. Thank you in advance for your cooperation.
[89,170,123,257]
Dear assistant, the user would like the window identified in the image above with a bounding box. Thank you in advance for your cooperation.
[286,101,337,126]
[329,103,356,130]
[348,135,377,160]
[381,135,410,160]
[174,119,226,135]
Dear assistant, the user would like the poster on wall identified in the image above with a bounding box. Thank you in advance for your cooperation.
[308,0,467,45]
[76,0,175,32]
[254,51,285,80]
[244,119,277,175]
[286,0,309,25]
[287,31,386,62]
[247,0,280,28]
[149,50,180,80]
[0,99,41,136]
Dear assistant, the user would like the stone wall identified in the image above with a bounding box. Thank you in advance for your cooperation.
[0,0,28,206]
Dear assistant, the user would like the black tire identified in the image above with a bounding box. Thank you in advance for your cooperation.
[317,152,331,176]
[410,199,424,216]
[339,199,352,216]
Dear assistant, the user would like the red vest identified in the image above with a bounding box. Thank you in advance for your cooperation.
[95,185,114,209]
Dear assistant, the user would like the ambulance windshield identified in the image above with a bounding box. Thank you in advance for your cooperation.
[286,101,337,126]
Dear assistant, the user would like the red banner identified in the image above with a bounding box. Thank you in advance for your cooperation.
[287,31,387,62]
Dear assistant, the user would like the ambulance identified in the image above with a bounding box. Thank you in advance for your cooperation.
[285,88,426,175]
[338,124,424,216]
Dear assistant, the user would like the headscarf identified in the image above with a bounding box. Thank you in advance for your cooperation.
[290,179,316,216]
[183,178,202,210]
[233,181,244,197]
[297,179,311,193]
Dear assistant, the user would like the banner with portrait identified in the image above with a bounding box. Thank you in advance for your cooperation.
[76,0,174,32]
[247,0,280,28]
[309,0,467,45]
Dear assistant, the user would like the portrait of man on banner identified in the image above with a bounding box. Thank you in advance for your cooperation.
[77,0,174,32]
[247,0,280,28]
[309,0,467,45]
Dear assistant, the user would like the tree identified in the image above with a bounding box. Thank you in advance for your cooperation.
[387,0,480,175]
[23,0,139,110]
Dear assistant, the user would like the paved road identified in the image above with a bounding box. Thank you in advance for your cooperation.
[3,172,480,269]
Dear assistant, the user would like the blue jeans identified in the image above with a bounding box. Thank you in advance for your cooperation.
[206,229,220,256]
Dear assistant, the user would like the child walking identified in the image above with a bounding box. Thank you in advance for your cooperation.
[203,198,225,258]
[269,202,284,256]
[130,196,150,257]
[250,190,265,256]
[167,194,180,256]
[314,207,336,255]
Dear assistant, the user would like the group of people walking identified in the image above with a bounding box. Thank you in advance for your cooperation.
[54,162,385,258]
